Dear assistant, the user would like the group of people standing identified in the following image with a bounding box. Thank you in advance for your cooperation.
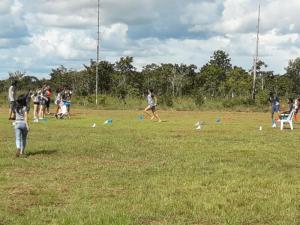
[7,81,73,157]
[31,84,52,122]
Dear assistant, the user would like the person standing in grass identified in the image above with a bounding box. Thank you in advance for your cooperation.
[269,92,280,127]
[38,90,48,120]
[31,89,41,122]
[45,85,52,115]
[144,89,162,122]
[294,98,300,121]
[54,88,62,118]
[14,94,30,157]
[8,80,17,120]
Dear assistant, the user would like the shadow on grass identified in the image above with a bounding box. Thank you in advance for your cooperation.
[27,150,58,157]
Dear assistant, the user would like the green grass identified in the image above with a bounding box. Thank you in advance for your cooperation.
[0,108,299,225]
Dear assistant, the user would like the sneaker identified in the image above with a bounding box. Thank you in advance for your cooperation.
[16,150,20,157]
[196,125,202,130]
[272,123,276,128]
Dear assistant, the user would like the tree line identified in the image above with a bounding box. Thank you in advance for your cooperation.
[1,50,299,106]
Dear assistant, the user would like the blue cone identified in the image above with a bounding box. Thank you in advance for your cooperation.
[138,115,145,120]
[104,118,113,125]
[40,118,48,123]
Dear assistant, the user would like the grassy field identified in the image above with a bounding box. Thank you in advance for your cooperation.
[0,108,299,225]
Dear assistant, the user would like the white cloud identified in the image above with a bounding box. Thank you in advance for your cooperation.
[0,0,13,14]
[1,0,300,78]
[180,1,223,32]
[30,29,97,60]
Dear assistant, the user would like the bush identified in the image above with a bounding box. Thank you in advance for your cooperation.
[98,95,107,105]
[222,97,255,108]
[162,92,173,107]
[256,90,269,105]
[87,95,95,104]
[194,92,205,107]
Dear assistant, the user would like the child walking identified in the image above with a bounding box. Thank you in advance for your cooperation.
[144,89,162,122]
[14,95,30,157]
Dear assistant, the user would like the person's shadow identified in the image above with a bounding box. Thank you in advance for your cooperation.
[27,150,58,156]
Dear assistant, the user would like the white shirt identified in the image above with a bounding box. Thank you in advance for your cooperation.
[147,94,155,107]
[8,85,16,102]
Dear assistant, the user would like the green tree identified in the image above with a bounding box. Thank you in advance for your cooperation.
[285,57,300,95]
[113,56,136,98]
[226,66,251,97]
[197,50,232,97]
[209,50,232,72]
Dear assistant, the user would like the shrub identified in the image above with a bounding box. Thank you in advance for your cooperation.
[194,92,205,107]
[162,92,173,107]
[256,90,269,105]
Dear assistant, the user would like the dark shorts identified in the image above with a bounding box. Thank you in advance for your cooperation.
[272,105,280,113]
[34,102,40,105]
[9,101,16,110]
[46,97,50,108]
[150,105,156,111]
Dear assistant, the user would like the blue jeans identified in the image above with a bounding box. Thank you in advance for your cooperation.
[15,122,28,150]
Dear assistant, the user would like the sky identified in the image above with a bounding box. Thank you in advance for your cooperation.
[0,0,299,79]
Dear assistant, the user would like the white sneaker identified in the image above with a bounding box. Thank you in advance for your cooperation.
[272,123,276,128]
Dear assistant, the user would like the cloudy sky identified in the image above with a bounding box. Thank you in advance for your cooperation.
[0,0,299,79]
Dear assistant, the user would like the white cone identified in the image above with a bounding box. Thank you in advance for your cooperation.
[92,123,96,128]
[259,126,262,131]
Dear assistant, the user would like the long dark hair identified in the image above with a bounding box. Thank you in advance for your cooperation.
[15,94,28,114]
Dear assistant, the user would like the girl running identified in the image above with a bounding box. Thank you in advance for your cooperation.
[144,89,161,122]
